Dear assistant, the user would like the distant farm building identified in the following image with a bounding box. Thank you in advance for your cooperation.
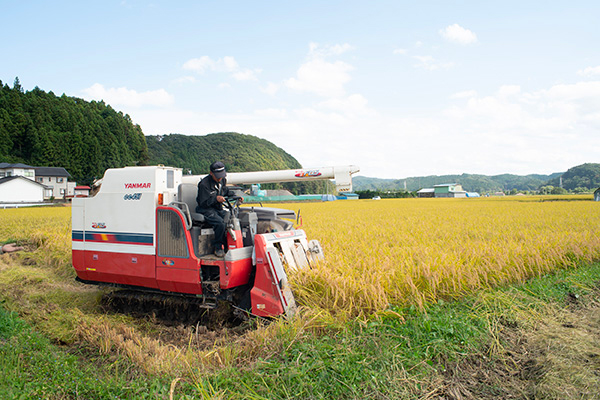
[73,185,91,197]
[595,188,600,202]
[337,193,359,200]
[417,183,477,198]
[417,188,435,198]
[433,183,467,198]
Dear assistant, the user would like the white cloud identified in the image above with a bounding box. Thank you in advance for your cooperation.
[173,76,196,84]
[450,90,477,99]
[544,81,600,101]
[232,69,261,81]
[577,66,600,77]
[393,48,408,55]
[182,56,260,81]
[284,42,356,97]
[412,55,454,70]
[440,24,478,45]
[497,85,521,98]
[308,42,354,57]
[124,59,600,179]
[182,56,216,73]
[81,83,174,108]
[317,94,376,116]
[285,57,354,97]
[443,80,600,150]
[254,108,288,118]
[222,56,238,71]
[261,82,279,96]
[128,75,600,178]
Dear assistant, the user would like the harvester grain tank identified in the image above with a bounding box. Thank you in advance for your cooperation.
[71,165,359,318]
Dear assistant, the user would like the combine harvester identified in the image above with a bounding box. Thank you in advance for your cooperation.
[72,165,358,318]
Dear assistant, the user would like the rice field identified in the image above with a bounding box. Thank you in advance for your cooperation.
[1,197,599,323]
[288,196,600,320]
[1,196,600,387]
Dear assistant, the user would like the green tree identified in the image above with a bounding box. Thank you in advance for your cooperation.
[0,79,149,184]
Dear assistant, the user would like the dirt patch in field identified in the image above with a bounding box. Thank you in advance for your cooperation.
[435,289,600,399]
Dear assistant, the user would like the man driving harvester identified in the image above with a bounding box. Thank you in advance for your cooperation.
[196,161,239,257]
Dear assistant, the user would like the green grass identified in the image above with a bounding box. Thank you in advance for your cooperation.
[190,298,488,399]
[3,262,600,399]
[0,302,193,399]
[189,262,600,399]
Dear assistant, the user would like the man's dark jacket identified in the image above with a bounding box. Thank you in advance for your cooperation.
[196,175,231,211]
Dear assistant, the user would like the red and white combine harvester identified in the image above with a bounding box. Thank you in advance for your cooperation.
[72,165,358,318]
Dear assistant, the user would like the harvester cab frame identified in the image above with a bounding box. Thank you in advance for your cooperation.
[72,165,358,318]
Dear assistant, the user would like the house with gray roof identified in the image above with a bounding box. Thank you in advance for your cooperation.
[0,163,36,180]
[0,164,77,202]
[34,167,76,199]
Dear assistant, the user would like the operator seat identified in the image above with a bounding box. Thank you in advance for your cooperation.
[177,183,205,224]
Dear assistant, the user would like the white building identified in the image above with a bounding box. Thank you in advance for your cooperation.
[0,163,78,202]
[433,183,467,198]
[34,167,76,199]
[0,176,45,203]
[0,163,36,180]
[73,185,91,197]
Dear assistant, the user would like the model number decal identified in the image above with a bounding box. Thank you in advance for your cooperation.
[124,193,142,200]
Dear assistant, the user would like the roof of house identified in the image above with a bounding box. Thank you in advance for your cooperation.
[433,183,459,187]
[0,162,35,169]
[33,167,72,178]
[0,176,46,187]
[74,186,91,190]
[417,188,435,193]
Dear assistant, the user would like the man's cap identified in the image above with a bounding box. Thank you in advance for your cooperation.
[210,161,227,179]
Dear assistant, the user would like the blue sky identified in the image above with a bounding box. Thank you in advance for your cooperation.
[3,1,599,178]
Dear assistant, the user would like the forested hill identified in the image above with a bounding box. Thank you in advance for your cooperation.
[354,171,564,193]
[0,79,148,184]
[146,133,300,174]
[356,164,600,193]
[545,163,600,191]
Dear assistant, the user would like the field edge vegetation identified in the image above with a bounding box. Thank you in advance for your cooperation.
[1,199,599,398]
[1,261,599,399]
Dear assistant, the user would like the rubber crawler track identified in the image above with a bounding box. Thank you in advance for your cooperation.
[100,289,247,329]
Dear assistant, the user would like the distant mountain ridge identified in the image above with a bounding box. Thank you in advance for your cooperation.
[546,163,600,191]
[354,171,565,193]
[146,132,300,175]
